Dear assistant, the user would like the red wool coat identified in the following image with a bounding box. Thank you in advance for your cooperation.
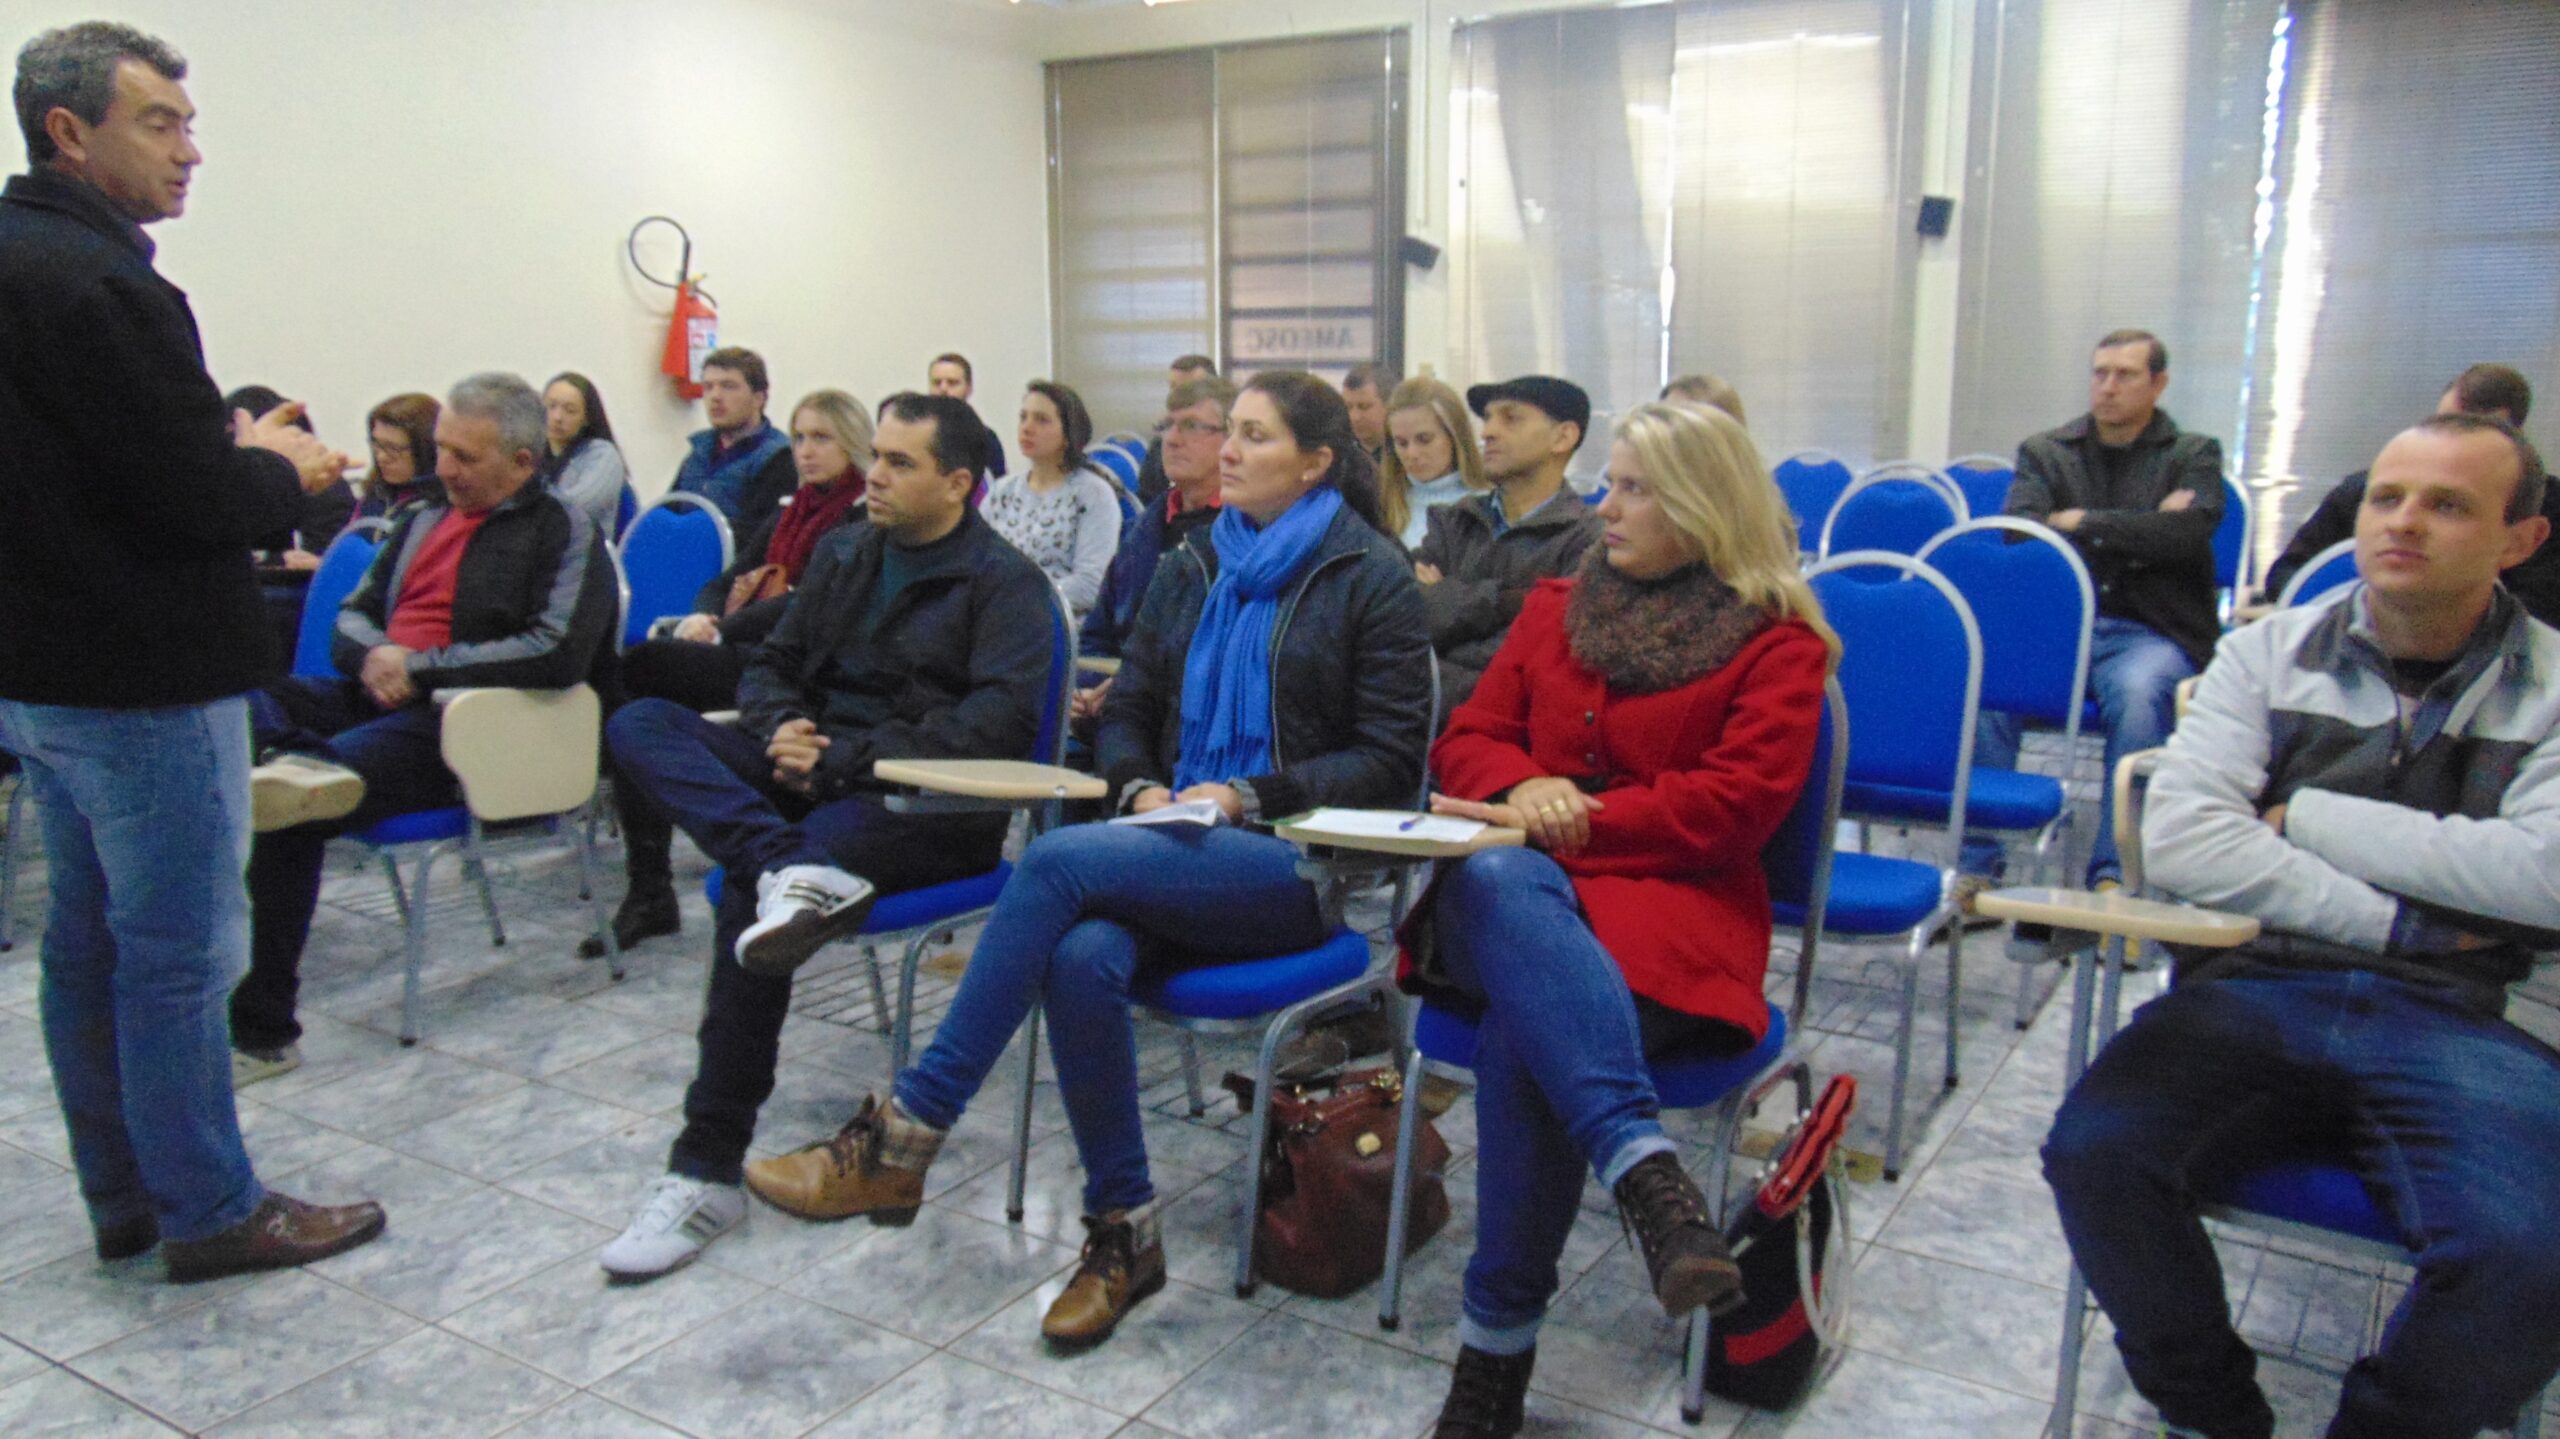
[1411,580,1828,1038]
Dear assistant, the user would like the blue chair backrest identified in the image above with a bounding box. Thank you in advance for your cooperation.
[1807,553,1982,821]
[1773,452,1854,547]
[1090,446,1140,491]
[614,484,638,540]
[1918,519,2092,733]
[2281,538,2358,607]
[1820,474,1964,559]
[620,496,734,647]
[1032,582,1077,766]
[292,523,387,679]
[1946,455,2015,517]
[1762,676,1842,925]
[2213,477,2250,593]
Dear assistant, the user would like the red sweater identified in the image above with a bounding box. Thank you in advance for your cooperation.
[385,508,492,651]
[1412,581,1829,1036]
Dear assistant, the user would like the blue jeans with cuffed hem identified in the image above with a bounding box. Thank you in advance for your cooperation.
[893,821,1331,1215]
[1430,848,1737,1344]
[1962,615,2192,884]
[0,698,266,1245]
[2043,965,2560,1439]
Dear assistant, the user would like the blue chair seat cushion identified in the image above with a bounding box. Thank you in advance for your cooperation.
[1412,1000,1785,1110]
[703,862,1014,936]
[356,807,470,846]
[2200,1161,2401,1248]
[1844,768,2061,831]
[1775,851,1942,935]
[1133,927,1371,1022]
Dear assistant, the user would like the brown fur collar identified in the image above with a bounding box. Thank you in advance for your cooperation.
[1564,551,1769,693]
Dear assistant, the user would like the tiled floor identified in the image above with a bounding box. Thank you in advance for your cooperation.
[0,801,2547,1438]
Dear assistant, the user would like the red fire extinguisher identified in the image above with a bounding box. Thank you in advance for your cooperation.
[662,278,718,401]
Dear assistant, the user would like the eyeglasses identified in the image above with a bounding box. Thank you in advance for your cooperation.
[1155,418,1228,440]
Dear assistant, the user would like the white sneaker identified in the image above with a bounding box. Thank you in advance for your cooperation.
[600,1175,746,1280]
[251,754,365,833]
[230,1044,303,1090]
[734,865,876,977]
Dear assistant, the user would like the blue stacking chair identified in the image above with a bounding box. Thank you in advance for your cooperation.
[2038,751,2551,1437]
[1914,519,2095,1025]
[1818,465,1968,560]
[1802,553,1982,1179]
[1088,445,1141,494]
[1773,451,1855,552]
[2214,476,2252,615]
[2279,538,2358,608]
[291,520,389,680]
[618,495,733,648]
[614,484,638,541]
[1377,677,1849,1423]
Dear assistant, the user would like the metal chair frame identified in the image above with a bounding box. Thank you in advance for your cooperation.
[1817,468,1970,561]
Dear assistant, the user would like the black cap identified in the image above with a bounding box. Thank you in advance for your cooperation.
[1466,375,1592,442]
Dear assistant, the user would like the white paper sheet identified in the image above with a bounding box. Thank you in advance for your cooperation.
[1107,798,1228,828]
[1291,808,1485,843]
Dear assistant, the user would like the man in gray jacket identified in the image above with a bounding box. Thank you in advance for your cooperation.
[1416,376,1602,710]
[2041,413,2560,1439]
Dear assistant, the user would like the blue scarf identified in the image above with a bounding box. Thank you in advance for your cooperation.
[1174,488,1345,790]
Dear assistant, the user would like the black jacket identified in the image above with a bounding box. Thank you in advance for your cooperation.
[2006,410,2226,670]
[691,496,869,648]
[0,170,308,707]
[1415,485,1603,709]
[737,510,1053,802]
[1098,501,1433,820]
[334,482,617,693]
[2265,469,2560,625]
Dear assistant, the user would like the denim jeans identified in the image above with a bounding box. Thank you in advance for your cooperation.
[607,638,749,894]
[0,698,265,1244]
[235,677,461,1053]
[1429,847,1743,1352]
[894,821,1331,1215]
[2042,965,2560,1439]
[1964,615,2194,884]
[605,698,1003,1184]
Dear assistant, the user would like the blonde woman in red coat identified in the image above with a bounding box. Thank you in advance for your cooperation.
[1414,401,1836,1438]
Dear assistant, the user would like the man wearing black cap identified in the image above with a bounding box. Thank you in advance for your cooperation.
[1414,375,1603,708]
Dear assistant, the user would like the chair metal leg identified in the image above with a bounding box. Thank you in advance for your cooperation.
[462,837,504,947]
[2051,1260,2091,1438]
[571,817,622,981]
[1884,930,1922,1181]
[399,843,455,1046]
[893,929,934,1081]
[1943,918,1963,1090]
[1006,1005,1041,1224]
[862,942,893,1036]
[576,798,597,901]
[1682,1306,1711,1424]
[1377,1040,1429,1331]
[378,849,411,926]
[1179,1032,1208,1119]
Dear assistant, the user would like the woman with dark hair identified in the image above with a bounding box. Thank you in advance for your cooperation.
[728,371,1430,1347]
[539,371,630,533]
[984,379,1126,619]
[353,392,444,523]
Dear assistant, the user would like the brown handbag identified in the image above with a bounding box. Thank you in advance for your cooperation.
[1235,1066,1453,1298]
[722,562,790,616]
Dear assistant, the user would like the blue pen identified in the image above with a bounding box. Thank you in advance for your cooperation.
[1397,815,1424,832]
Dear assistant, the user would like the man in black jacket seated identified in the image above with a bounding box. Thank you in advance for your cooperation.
[2262,365,2559,622]
[232,373,617,1085]
[597,392,1053,1280]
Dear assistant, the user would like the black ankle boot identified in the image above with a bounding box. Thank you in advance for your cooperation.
[1433,1344,1535,1438]
[580,885,680,958]
[1612,1151,1744,1318]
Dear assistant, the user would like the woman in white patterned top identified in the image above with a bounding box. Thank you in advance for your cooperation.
[984,380,1127,619]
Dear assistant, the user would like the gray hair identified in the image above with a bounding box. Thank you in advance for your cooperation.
[15,22,185,166]
[446,373,547,460]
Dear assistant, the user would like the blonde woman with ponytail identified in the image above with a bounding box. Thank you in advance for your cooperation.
[1406,401,1834,1436]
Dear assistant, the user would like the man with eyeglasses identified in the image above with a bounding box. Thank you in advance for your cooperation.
[1131,354,1219,507]
[1076,375,1234,703]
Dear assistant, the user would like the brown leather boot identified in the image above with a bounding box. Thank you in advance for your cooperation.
[1040,1204,1165,1347]
[743,1094,941,1224]
[1612,1151,1743,1318]
[162,1191,387,1283]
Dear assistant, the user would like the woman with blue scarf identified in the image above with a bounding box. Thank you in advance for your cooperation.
[741,371,1432,1348]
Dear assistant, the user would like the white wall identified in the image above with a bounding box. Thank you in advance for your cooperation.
[5,0,1053,498]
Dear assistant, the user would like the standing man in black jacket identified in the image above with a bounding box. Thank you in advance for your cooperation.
[0,22,387,1281]
[597,392,1053,1280]
[1965,328,2226,893]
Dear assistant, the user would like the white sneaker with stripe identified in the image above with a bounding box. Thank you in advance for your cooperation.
[600,1175,746,1280]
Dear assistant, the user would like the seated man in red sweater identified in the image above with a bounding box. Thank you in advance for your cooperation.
[231,373,617,1086]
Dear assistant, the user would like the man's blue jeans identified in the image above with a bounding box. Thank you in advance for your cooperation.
[1429,847,1746,1355]
[1964,615,2193,884]
[0,698,265,1244]
[894,821,1331,1216]
[2043,965,2560,1439]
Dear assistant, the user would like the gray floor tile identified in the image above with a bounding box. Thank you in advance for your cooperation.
[1142,1311,1453,1439]
[1527,1273,1747,1433]
[950,1276,1264,1416]
[1873,1158,2074,1291]
[1848,1246,2066,1403]
[312,1184,611,1320]
[786,1205,1077,1345]
[496,1393,693,1438]
[68,1270,417,1431]
[236,1097,369,1180]
[447,1251,766,1386]
[1736,1347,2049,1436]
[205,1326,569,1439]
[386,1082,644,1183]
[593,1292,928,1439]
[811,1350,1124,1439]
[0,1334,43,1386]
[0,1364,183,1436]
[262,1046,529,1141]
[412,988,672,1081]
[497,1117,690,1231]
[0,1247,258,1360]
[543,1037,704,1118]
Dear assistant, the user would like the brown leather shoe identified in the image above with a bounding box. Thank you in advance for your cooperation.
[162,1191,386,1283]
[1040,1206,1165,1348]
[743,1094,940,1224]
